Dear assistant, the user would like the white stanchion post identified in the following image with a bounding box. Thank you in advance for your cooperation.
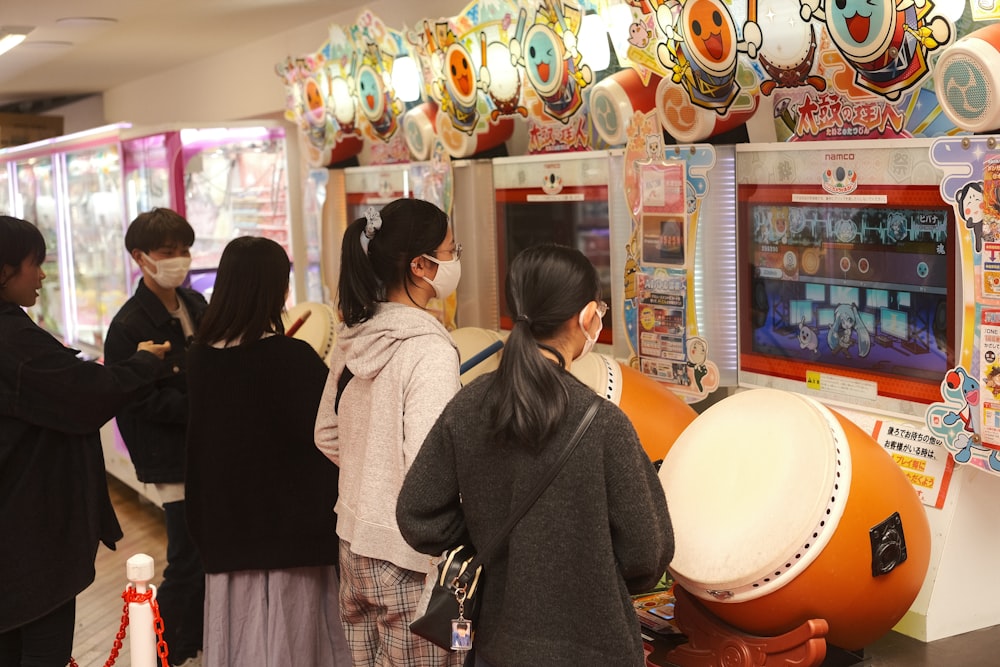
[126,553,158,667]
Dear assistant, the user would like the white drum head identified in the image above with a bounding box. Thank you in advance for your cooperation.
[569,352,622,404]
[659,388,851,602]
[283,301,337,365]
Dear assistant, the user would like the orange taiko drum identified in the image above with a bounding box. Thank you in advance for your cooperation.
[659,388,931,650]
[570,352,698,463]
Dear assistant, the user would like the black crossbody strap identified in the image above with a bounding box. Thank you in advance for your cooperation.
[462,395,603,578]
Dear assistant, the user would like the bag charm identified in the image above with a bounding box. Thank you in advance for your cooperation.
[451,580,473,650]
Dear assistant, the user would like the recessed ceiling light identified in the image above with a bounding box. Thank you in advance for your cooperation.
[0,26,33,57]
[56,17,119,27]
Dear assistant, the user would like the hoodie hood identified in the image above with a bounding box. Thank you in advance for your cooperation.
[336,302,457,380]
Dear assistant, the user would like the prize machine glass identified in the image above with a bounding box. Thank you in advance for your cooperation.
[179,126,291,302]
[63,144,129,351]
[0,163,11,213]
[736,140,956,419]
[14,156,65,340]
[492,151,616,347]
[300,168,327,303]
[122,132,175,222]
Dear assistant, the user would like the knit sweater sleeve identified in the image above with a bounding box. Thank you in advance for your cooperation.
[602,406,675,593]
[396,393,468,555]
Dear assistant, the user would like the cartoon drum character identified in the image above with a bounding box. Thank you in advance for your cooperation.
[303,77,327,129]
[481,33,528,121]
[800,0,951,100]
[356,60,400,140]
[518,21,590,123]
[329,75,358,135]
[441,41,481,135]
[658,0,761,113]
[756,0,826,95]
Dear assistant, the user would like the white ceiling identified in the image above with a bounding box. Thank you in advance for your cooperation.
[0,0,364,111]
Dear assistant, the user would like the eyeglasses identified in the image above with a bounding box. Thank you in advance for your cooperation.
[431,243,462,261]
[596,300,608,319]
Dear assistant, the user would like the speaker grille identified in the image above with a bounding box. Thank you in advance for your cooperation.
[940,54,993,124]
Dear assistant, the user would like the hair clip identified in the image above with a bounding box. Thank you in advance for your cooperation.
[360,207,383,255]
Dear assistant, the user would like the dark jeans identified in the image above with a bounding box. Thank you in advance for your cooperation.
[158,500,205,665]
[0,598,75,667]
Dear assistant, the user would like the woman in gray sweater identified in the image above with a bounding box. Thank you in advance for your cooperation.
[397,244,674,666]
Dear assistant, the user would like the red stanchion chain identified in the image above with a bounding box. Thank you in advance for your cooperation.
[67,584,170,667]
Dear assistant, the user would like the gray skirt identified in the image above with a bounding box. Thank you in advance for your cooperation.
[203,565,350,667]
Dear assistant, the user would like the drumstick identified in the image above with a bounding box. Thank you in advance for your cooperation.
[460,340,504,375]
[480,32,488,69]
[286,309,312,337]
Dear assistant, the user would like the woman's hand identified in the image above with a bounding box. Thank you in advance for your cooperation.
[137,340,171,359]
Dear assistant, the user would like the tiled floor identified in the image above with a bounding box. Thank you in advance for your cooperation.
[78,477,1000,667]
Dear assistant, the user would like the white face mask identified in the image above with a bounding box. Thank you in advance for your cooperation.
[421,255,462,300]
[142,252,191,289]
[576,304,604,360]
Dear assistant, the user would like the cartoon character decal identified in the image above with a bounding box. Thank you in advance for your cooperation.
[542,171,563,195]
[655,0,762,113]
[423,21,486,136]
[984,364,1000,399]
[956,181,985,254]
[827,302,871,359]
[928,367,1000,472]
[798,0,951,100]
[798,318,820,355]
[759,23,826,95]
[479,32,529,122]
[509,2,593,123]
[355,42,403,141]
[686,336,709,391]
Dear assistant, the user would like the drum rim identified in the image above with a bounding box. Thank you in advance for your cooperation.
[668,391,853,604]
[284,302,336,359]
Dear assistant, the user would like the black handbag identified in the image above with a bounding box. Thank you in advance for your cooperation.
[409,396,603,651]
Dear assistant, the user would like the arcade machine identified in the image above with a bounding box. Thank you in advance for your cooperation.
[649,138,956,666]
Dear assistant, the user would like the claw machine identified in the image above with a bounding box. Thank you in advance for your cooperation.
[121,123,299,302]
[2,124,131,349]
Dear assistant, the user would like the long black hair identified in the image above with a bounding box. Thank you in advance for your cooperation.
[196,236,290,345]
[0,216,46,295]
[486,244,601,447]
[338,198,449,326]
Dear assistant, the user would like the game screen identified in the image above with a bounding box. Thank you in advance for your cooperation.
[495,193,612,343]
[737,142,955,414]
[494,154,613,343]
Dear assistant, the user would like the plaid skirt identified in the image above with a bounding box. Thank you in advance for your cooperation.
[338,539,464,667]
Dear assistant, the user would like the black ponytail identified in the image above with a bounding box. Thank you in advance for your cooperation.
[486,244,601,447]
[337,198,449,326]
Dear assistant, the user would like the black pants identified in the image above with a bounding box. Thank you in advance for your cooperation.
[0,598,75,667]
[158,500,205,665]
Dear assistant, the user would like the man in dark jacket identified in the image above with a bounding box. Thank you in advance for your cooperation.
[104,208,208,667]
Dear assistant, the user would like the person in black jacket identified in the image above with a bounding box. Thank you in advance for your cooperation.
[104,208,208,667]
[0,215,170,667]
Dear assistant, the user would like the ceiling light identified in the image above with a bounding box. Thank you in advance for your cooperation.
[56,17,119,27]
[0,26,33,57]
